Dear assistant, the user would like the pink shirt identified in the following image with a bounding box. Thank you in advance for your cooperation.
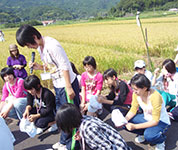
[81,72,103,102]
[1,78,27,101]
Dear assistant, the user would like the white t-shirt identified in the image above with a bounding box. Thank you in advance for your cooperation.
[38,37,76,88]
[144,70,153,82]
[0,117,15,150]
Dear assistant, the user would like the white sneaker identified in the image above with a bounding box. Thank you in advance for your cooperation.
[36,128,44,135]
[48,123,58,132]
[135,135,145,143]
[155,142,165,150]
[52,142,67,150]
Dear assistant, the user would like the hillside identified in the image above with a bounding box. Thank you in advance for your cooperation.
[0,0,120,23]
[109,0,178,17]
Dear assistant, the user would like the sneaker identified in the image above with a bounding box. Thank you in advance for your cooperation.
[36,128,44,135]
[52,142,67,150]
[135,135,145,143]
[155,142,165,150]
[48,123,58,132]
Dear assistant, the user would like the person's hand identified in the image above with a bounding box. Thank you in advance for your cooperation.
[74,130,81,140]
[97,95,105,103]
[66,87,75,100]
[28,114,38,122]
[83,103,89,111]
[0,110,9,119]
[125,123,135,131]
[23,109,29,119]
[29,61,42,70]
[154,68,160,76]
[80,102,85,110]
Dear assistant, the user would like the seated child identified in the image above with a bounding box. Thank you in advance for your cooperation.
[55,103,131,150]
[152,59,178,109]
[0,67,27,120]
[97,68,132,116]
[134,60,153,82]
[80,56,103,116]
[124,74,170,150]
[23,75,57,134]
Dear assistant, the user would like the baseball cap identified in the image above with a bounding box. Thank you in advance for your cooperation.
[88,95,102,113]
[134,60,145,69]
[9,44,18,51]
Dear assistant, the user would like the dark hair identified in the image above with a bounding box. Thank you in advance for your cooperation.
[24,75,41,91]
[55,103,82,133]
[70,62,79,75]
[10,49,20,59]
[83,56,96,69]
[162,59,176,74]
[130,74,151,91]
[0,67,15,81]
[103,68,117,80]
[16,24,41,47]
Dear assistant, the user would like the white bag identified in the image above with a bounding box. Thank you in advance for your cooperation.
[111,109,128,127]
[19,118,37,138]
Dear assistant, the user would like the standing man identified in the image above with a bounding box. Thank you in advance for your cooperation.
[16,24,80,150]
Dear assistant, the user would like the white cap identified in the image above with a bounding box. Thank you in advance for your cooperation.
[134,60,145,69]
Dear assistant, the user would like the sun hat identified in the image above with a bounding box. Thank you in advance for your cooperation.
[88,95,102,113]
[9,44,18,51]
[134,60,145,69]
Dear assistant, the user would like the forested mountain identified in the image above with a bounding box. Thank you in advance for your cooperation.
[0,0,120,24]
[109,0,178,17]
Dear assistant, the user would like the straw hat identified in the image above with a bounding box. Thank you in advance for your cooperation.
[9,44,18,51]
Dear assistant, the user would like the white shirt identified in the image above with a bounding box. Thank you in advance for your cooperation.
[38,37,76,88]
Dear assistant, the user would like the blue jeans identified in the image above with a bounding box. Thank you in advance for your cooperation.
[54,78,80,150]
[126,114,170,144]
[8,97,27,120]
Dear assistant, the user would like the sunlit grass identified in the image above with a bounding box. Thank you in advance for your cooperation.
[0,16,178,90]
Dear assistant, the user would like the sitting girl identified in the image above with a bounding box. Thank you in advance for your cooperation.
[80,56,103,116]
[23,75,57,134]
[7,44,27,79]
[125,74,170,150]
[0,67,27,120]
[97,68,132,116]
[152,59,178,110]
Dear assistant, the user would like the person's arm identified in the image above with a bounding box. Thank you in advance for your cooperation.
[29,61,45,70]
[39,88,56,117]
[126,120,158,131]
[63,70,75,100]
[97,95,114,105]
[174,54,178,65]
[152,68,160,86]
[95,73,103,96]
[115,81,129,105]
[80,86,86,108]
[23,105,32,119]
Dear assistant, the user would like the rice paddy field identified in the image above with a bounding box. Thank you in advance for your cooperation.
[0,16,178,90]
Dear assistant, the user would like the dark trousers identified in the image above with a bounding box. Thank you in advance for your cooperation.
[30,107,55,128]
[54,78,80,150]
